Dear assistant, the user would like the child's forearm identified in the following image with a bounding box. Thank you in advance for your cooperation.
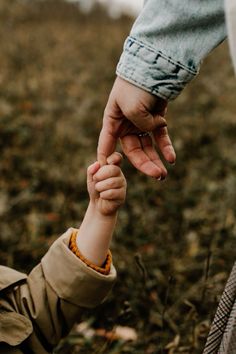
[76,202,117,267]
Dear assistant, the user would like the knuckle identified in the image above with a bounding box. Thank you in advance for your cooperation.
[123,104,140,119]
[93,173,99,182]
[159,126,168,137]
[103,106,112,120]
[109,165,120,176]
[114,177,122,188]
[110,179,117,188]
[95,183,101,192]
[126,107,138,119]
[106,190,114,199]
[136,102,149,116]
[119,176,126,188]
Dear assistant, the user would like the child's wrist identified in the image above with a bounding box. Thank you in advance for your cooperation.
[88,200,117,219]
[77,201,117,267]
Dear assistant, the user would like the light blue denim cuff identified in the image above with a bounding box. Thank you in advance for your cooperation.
[116,36,198,101]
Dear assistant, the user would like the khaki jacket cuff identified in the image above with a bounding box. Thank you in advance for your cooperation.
[41,228,116,309]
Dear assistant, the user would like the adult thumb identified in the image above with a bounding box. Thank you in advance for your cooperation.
[97,122,117,167]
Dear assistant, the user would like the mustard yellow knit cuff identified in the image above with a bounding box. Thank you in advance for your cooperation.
[69,230,112,275]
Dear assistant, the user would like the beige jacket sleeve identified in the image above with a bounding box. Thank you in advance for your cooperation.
[0,228,116,354]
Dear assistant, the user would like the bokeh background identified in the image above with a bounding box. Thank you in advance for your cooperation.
[0,1,236,353]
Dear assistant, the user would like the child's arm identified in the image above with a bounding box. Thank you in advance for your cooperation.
[76,152,126,266]
[0,153,126,352]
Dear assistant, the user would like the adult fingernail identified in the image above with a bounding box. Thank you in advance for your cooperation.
[155,175,166,181]
[169,161,176,166]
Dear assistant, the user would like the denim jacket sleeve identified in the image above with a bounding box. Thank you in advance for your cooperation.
[116,0,227,101]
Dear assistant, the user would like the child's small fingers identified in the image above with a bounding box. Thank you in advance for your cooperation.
[100,187,126,200]
[95,177,124,193]
[107,152,123,166]
[93,164,121,182]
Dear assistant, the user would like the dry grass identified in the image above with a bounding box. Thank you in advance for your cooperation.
[0,1,236,353]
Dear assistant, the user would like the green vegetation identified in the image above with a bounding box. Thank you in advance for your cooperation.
[0,1,236,353]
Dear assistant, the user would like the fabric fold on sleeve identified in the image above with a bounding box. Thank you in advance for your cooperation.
[41,228,116,309]
[117,36,197,100]
[117,0,226,101]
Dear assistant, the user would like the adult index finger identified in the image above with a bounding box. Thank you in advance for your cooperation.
[97,125,117,167]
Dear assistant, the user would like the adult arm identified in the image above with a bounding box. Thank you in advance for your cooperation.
[117,0,226,100]
[98,0,226,178]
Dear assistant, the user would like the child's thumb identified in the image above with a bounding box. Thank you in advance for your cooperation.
[87,161,100,185]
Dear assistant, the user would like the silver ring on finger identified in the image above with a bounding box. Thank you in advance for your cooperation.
[137,132,150,138]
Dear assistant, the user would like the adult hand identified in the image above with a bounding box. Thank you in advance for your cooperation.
[97,77,176,179]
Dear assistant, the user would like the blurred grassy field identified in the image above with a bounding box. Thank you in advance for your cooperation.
[0,1,236,353]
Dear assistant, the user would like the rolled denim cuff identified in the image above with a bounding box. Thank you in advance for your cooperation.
[116,36,198,101]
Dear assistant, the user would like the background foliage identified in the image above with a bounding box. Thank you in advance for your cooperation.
[0,1,236,353]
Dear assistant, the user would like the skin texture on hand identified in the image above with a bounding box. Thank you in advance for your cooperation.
[97,77,176,179]
[88,152,126,216]
[76,152,126,266]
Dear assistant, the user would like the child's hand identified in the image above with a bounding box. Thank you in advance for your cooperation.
[87,152,126,216]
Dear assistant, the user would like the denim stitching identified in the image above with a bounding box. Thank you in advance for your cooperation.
[126,36,198,74]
